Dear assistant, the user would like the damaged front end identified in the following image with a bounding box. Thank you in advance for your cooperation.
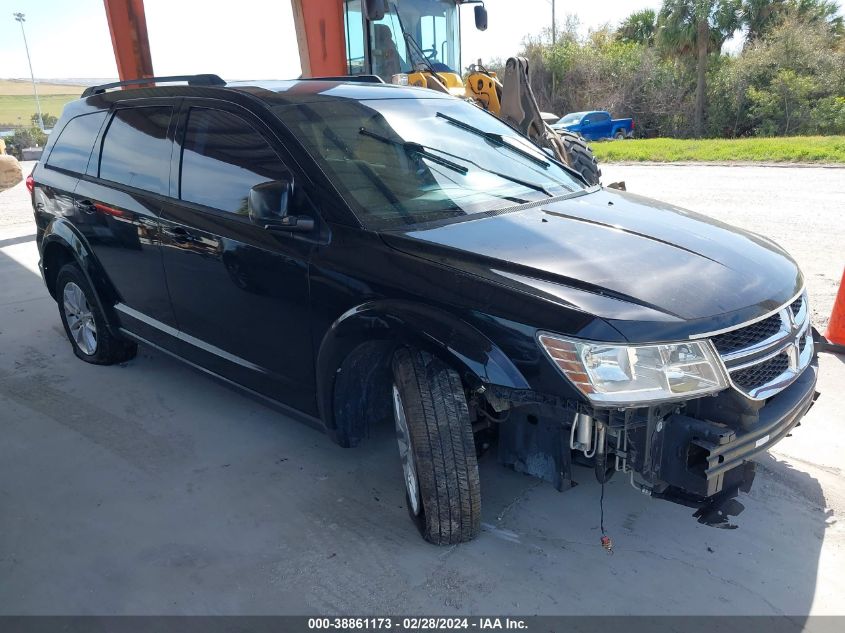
[477,293,820,526]
[485,359,817,525]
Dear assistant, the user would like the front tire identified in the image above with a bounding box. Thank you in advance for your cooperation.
[558,129,601,186]
[391,348,481,545]
[56,263,137,365]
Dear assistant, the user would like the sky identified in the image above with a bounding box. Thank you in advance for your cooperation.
[1,0,684,81]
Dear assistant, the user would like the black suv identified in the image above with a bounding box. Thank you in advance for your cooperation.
[30,75,818,544]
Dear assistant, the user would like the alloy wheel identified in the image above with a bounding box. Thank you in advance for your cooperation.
[392,384,421,516]
[63,281,97,356]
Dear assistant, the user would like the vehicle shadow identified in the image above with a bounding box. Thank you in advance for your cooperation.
[0,242,832,617]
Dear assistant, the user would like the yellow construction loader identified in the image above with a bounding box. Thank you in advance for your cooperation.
[302,0,602,185]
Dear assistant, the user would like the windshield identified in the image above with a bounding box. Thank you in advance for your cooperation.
[276,97,585,229]
[558,112,584,125]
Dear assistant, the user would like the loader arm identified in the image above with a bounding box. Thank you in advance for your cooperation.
[497,57,601,186]
[499,57,569,166]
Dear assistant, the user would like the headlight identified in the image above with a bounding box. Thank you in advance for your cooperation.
[538,333,728,407]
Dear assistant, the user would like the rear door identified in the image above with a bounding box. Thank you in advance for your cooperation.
[158,101,316,412]
[73,101,179,346]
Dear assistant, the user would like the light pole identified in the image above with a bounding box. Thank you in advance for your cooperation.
[13,12,44,131]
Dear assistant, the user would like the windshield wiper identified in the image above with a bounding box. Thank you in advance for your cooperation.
[359,128,468,175]
[360,128,554,197]
[420,145,557,197]
[435,112,550,169]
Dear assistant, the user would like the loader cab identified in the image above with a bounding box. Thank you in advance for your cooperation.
[344,0,484,95]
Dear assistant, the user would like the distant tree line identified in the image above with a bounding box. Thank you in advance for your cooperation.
[481,0,845,138]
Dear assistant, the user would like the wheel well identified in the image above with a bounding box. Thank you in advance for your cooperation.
[42,241,76,299]
[331,337,482,448]
[332,340,395,447]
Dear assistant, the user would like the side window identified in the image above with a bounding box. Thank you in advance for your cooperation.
[344,0,365,75]
[45,112,107,174]
[99,106,173,195]
[369,11,409,81]
[179,108,287,215]
[596,113,611,123]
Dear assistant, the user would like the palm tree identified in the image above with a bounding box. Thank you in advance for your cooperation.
[658,0,742,137]
[741,0,842,42]
[789,0,844,34]
[617,9,659,45]
[741,0,787,41]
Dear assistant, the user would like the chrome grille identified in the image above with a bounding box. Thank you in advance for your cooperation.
[706,290,812,400]
[711,313,781,355]
[731,353,790,391]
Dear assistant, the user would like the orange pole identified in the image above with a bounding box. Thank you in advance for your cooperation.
[103,0,154,81]
[291,0,348,77]
[824,267,845,349]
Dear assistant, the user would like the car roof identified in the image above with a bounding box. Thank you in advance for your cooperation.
[229,79,450,105]
[65,79,452,117]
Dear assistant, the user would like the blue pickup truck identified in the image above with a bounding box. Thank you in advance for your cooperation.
[552,111,634,141]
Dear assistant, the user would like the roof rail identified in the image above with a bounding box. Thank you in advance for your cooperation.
[298,75,385,84]
[81,74,226,98]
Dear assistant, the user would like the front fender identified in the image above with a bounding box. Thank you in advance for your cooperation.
[316,300,530,436]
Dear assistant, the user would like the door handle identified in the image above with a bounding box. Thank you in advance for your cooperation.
[75,200,96,215]
[165,226,197,244]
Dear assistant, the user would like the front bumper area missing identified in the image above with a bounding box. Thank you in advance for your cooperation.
[650,358,818,501]
[494,356,818,524]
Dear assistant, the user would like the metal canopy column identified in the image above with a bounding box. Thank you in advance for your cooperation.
[291,0,348,77]
[103,0,154,81]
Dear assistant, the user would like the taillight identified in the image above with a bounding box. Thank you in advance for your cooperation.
[26,174,35,194]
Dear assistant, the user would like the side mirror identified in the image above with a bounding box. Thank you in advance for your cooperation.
[582,118,591,126]
[363,0,386,21]
[248,180,314,233]
[474,5,488,31]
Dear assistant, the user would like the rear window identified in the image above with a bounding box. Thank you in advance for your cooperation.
[559,112,583,124]
[99,106,173,195]
[45,112,107,174]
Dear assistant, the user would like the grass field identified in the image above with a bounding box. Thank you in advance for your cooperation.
[0,80,86,127]
[591,136,845,163]
[0,79,87,95]
[0,94,81,126]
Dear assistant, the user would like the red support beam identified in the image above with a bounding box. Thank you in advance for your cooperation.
[291,0,347,77]
[103,0,348,83]
[103,0,154,81]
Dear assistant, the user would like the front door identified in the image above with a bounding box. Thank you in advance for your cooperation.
[159,103,316,413]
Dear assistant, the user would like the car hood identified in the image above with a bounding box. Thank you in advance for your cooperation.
[380,188,802,328]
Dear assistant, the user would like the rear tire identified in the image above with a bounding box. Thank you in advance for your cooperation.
[391,348,481,545]
[56,263,137,365]
[614,130,626,140]
[559,130,601,186]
